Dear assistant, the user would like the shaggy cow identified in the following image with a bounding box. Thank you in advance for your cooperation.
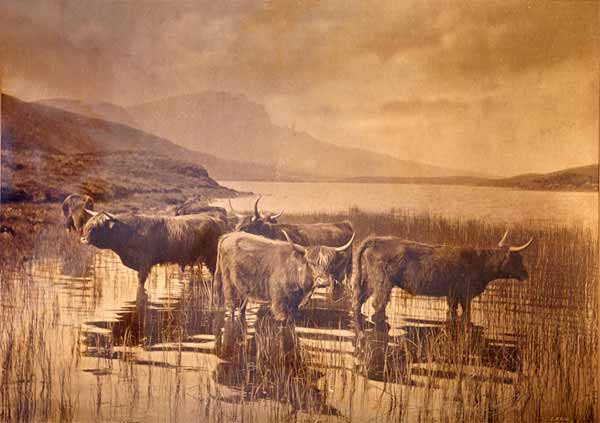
[212,230,355,322]
[81,210,225,285]
[352,230,533,327]
[235,197,354,297]
[228,196,282,229]
[62,194,94,234]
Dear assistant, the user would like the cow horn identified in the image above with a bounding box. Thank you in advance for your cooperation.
[84,208,98,217]
[334,232,355,252]
[509,238,533,252]
[101,211,116,220]
[282,230,306,254]
[269,210,284,220]
[254,196,263,219]
[228,199,245,218]
[497,229,509,248]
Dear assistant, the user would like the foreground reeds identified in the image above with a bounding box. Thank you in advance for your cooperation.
[0,207,596,422]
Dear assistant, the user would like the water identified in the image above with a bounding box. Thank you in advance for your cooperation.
[2,183,596,421]
[216,181,598,227]
[25,252,524,422]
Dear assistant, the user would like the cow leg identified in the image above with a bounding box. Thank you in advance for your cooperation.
[353,285,372,331]
[271,298,291,322]
[137,266,150,286]
[446,295,459,321]
[371,282,392,326]
[459,296,472,323]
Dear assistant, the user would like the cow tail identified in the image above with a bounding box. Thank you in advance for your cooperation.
[351,237,370,319]
[211,235,225,308]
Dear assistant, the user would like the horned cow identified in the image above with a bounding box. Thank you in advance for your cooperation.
[351,230,533,327]
[212,230,354,322]
[236,196,354,298]
[81,210,225,285]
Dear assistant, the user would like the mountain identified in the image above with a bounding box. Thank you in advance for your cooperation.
[1,93,241,203]
[36,98,139,128]
[494,164,598,191]
[342,164,598,192]
[129,92,478,180]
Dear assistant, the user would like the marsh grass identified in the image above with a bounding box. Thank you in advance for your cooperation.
[0,206,596,422]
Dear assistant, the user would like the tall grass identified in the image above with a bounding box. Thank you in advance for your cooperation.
[0,207,596,422]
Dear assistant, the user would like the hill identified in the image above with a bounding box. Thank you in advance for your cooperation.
[342,164,599,192]
[129,91,479,180]
[36,98,139,128]
[1,93,240,205]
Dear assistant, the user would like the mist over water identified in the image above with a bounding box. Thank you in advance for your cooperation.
[217,182,598,227]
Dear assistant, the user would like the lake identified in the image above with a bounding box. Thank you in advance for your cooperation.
[215,181,598,227]
[1,182,597,422]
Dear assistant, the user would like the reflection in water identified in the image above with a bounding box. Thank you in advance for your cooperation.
[212,313,341,416]
[60,251,526,421]
[355,319,520,386]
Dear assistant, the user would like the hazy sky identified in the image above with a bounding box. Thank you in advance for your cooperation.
[1,1,597,175]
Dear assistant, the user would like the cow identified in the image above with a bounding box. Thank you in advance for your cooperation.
[227,196,283,229]
[80,210,225,285]
[62,194,94,234]
[235,197,354,298]
[351,230,533,328]
[173,196,227,218]
[212,230,355,322]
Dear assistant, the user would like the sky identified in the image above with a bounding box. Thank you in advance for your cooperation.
[1,0,597,176]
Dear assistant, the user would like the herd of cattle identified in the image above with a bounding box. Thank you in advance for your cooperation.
[63,193,533,327]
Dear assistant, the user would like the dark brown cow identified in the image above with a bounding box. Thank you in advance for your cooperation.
[62,194,94,233]
[81,210,225,285]
[235,197,354,295]
[228,196,282,229]
[212,231,354,322]
[352,230,533,327]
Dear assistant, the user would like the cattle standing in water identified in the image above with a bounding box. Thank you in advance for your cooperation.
[227,196,282,229]
[351,230,533,327]
[80,210,225,285]
[62,194,94,234]
[212,230,354,322]
[236,197,354,298]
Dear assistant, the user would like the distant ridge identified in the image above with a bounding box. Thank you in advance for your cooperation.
[342,164,599,192]
[129,91,483,180]
[0,93,242,203]
[36,98,139,128]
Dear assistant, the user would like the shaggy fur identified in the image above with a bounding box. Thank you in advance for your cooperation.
[213,232,353,322]
[352,236,531,326]
[62,194,94,234]
[236,219,355,294]
[81,212,225,285]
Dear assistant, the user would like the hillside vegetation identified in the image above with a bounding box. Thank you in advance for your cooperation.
[1,93,238,206]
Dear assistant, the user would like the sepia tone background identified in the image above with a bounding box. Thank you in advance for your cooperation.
[0,2,598,422]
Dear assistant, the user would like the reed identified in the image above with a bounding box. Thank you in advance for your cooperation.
[0,207,596,422]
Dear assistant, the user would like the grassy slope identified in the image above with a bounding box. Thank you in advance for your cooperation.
[1,93,245,205]
[343,164,599,192]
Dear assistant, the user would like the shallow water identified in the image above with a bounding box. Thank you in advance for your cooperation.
[14,245,581,422]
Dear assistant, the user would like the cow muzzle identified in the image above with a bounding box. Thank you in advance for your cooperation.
[315,276,332,288]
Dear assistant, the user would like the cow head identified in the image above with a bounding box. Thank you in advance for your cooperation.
[282,230,355,289]
[80,209,120,248]
[233,196,283,232]
[496,229,533,281]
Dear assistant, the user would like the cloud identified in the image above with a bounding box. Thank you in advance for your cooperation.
[0,0,597,174]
